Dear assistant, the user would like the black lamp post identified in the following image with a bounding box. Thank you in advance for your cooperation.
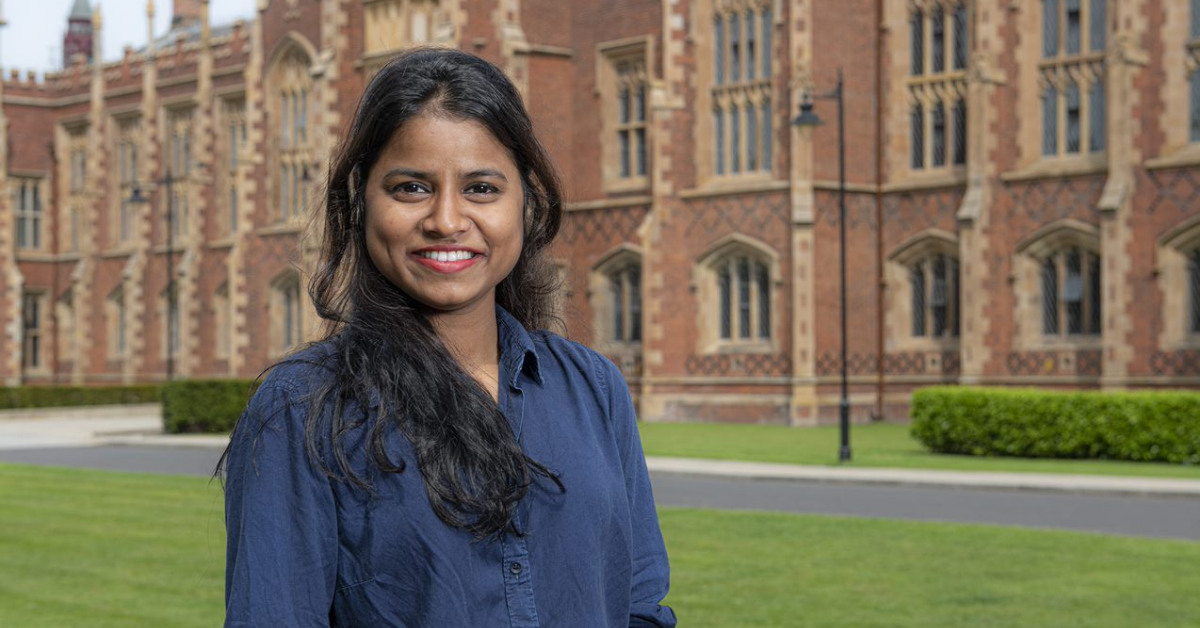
[793,68,851,463]
[129,173,178,382]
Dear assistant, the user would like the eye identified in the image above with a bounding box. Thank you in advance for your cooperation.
[464,183,499,196]
[390,182,429,196]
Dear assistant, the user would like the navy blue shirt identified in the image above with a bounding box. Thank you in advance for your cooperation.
[223,307,676,627]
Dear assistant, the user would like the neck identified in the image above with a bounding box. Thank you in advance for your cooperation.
[428,298,501,396]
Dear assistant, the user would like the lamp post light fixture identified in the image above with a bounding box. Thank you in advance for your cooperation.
[129,173,179,382]
[792,68,851,463]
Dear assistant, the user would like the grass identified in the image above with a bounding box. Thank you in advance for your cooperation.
[661,508,1200,628]
[638,421,1200,479]
[0,464,227,628]
[3,463,1199,627]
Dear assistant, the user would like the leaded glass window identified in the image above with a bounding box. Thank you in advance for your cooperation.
[932,103,946,167]
[1042,247,1101,336]
[953,98,967,165]
[1190,248,1200,333]
[953,5,968,70]
[911,9,924,75]
[1191,69,1200,143]
[932,6,945,73]
[912,265,927,337]
[911,253,960,339]
[609,264,642,343]
[1043,85,1058,156]
[715,108,726,175]
[716,254,771,342]
[13,178,42,250]
[908,2,967,172]
[710,1,773,178]
[1089,78,1105,152]
[912,104,925,169]
[1041,0,1106,157]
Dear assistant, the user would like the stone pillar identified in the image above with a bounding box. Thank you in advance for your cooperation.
[0,11,20,385]
[228,4,266,377]
[1098,1,1149,388]
[955,0,1005,385]
[789,0,819,424]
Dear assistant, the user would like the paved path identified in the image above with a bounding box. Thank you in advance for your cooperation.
[3,411,1199,541]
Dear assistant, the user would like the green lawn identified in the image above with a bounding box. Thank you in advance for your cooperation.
[638,421,1200,479]
[2,463,1198,627]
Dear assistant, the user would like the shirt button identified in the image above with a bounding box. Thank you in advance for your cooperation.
[509,562,522,575]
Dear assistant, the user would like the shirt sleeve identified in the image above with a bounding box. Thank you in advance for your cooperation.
[223,382,339,628]
[596,356,678,628]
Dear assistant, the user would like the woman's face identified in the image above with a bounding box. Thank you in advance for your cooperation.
[364,112,524,318]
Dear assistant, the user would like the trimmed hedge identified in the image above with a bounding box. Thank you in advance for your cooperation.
[911,386,1200,465]
[0,385,160,410]
[161,379,260,434]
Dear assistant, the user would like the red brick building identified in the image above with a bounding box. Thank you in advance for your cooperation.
[1,0,1197,423]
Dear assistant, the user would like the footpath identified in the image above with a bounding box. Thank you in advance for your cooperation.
[3,405,1200,499]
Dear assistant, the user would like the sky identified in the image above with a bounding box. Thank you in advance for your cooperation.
[1,0,257,76]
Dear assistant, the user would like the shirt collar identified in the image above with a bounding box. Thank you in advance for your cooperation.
[496,304,542,388]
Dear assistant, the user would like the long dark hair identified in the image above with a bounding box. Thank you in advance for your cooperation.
[226,49,565,539]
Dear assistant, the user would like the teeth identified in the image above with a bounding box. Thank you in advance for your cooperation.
[420,250,475,262]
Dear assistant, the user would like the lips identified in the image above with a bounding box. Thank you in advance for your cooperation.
[410,245,484,274]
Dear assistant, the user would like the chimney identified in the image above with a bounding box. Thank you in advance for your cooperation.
[172,0,204,30]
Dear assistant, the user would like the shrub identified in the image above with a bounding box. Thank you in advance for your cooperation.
[911,387,1200,465]
[0,385,160,410]
[161,379,260,434]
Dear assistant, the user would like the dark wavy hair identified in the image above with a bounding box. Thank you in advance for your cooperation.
[224,49,565,539]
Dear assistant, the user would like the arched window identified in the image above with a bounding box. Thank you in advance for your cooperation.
[591,247,643,348]
[1040,246,1101,336]
[909,253,960,339]
[271,273,304,355]
[695,237,776,351]
[271,46,314,223]
[714,255,770,341]
[1154,217,1200,347]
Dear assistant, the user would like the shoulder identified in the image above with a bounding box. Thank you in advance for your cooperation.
[256,339,342,400]
[238,339,341,433]
[529,330,624,399]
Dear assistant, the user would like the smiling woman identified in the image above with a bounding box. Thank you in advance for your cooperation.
[217,49,676,628]
[364,114,525,338]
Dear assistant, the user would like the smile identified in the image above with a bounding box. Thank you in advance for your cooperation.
[418,250,477,262]
[410,249,483,274]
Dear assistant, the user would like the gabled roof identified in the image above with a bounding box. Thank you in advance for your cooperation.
[69,0,92,21]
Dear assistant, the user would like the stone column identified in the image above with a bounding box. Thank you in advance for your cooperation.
[1098,0,1149,388]
[789,0,818,425]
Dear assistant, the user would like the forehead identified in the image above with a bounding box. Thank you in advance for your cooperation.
[374,113,515,171]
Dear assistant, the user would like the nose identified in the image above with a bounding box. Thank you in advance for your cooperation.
[421,190,469,237]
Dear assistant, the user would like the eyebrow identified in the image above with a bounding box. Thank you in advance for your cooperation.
[379,167,509,182]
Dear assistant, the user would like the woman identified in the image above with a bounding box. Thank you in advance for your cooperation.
[220,48,676,628]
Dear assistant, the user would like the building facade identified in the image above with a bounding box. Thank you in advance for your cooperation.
[1,0,1198,423]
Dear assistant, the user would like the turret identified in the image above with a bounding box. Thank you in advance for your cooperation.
[62,0,94,66]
